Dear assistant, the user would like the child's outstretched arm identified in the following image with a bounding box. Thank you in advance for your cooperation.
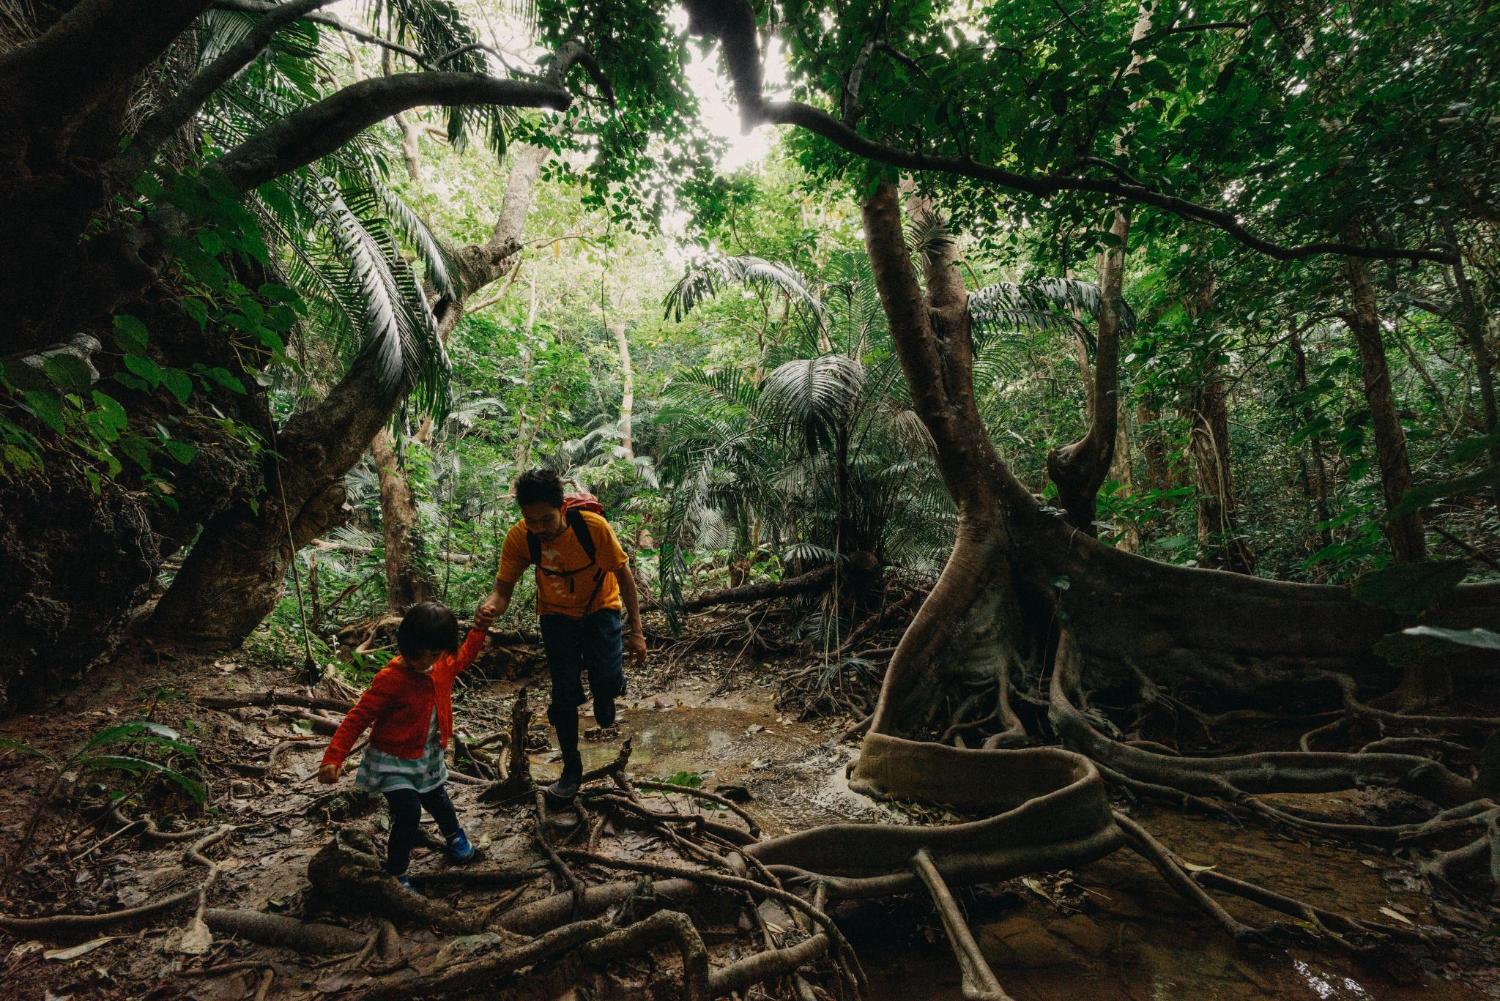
[441,604,496,683]
[319,678,393,782]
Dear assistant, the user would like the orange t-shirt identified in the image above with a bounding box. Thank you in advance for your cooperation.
[497,511,628,618]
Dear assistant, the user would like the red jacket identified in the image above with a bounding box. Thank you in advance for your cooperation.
[322,629,488,769]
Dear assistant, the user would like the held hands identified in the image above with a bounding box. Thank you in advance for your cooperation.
[473,601,497,632]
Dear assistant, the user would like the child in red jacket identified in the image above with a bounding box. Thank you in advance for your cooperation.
[319,601,494,889]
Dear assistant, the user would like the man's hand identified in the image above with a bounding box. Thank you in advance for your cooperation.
[626,629,647,669]
[479,590,509,621]
[473,602,497,631]
[317,762,342,785]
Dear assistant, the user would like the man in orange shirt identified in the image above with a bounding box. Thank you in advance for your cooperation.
[480,469,647,801]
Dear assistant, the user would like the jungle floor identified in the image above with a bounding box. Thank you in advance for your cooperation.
[2,613,1500,1000]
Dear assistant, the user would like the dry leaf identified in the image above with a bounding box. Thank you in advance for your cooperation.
[1378,906,1415,926]
[176,913,213,955]
[1180,860,1217,872]
[43,936,114,961]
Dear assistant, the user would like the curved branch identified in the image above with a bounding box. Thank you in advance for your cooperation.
[211,72,570,191]
[680,0,1455,265]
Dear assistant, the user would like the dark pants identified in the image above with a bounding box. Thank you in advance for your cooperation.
[541,610,626,778]
[383,785,461,876]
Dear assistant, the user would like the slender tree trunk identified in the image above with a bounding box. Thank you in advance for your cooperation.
[372,427,433,610]
[1047,208,1131,533]
[1110,401,1139,552]
[1289,327,1335,552]
[1343,250,1425,562]
[1446,224,1500,511]
[611,320,635,459]
[1188,350,1255,574]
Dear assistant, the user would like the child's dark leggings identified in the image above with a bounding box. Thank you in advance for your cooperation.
[383,785,460,876]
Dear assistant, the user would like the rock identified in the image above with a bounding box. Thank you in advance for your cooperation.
[976,915,1078,968]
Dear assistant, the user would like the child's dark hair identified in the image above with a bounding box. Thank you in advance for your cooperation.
[397,601,459,659]
[515,468,564,508]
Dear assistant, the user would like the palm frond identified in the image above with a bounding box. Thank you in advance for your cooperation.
[761,355,865,455]
[968,277,1136,356]
[664,254,824,323]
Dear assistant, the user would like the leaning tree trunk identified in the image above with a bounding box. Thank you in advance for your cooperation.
[372,143,547,606]
[147,351,396,645]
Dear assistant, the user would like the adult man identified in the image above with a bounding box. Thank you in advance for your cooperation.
[481,469,648,801]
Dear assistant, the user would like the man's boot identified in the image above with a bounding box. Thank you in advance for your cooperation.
[545,702,583,802]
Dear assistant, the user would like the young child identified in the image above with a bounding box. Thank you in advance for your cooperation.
[318,600,494,889]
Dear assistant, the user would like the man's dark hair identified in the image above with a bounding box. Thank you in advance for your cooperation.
[397,601,459,659]
[515,468,564,508]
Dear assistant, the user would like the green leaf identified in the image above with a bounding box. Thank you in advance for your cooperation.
[77,754,205,804]
[197,366,246,395]
[112,315,149,354]
[162,368,193,405]
[90,391,129,438]
[1402,626,1500,652]
[84,721,182,751]
[21,390,65,432]
[124,353,164,389]
[1394,467,1500,516]
[164,440,198,465]
[1353,559,1468,615]
[0,736,56,763]
[42,354,93,392]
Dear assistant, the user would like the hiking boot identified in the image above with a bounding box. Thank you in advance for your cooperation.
[446,829,476,864]
[544,765,582,803]
[593,695,617,729]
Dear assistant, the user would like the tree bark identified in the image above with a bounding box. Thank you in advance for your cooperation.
[372,427,433,610]
[1343,249,1425,562]
[1446,224,1500,511]
[1188,347,1255,575]
[1289,327,1335,552]
[611,320,635,459]
[1047,207,1131,533]
[148,351,396,645]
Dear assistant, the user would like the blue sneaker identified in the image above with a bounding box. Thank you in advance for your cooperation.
[446,829,475,864]
[394,874,419,893]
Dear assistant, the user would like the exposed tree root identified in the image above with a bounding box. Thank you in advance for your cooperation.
[0,824,233,934]
[306,834,488,933]
[201,908,370,953]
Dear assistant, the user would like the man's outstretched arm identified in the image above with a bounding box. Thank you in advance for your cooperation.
[614,564,648,668]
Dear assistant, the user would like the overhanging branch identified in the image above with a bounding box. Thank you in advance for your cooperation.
[680,0,1456,266]
[211,72,571,191]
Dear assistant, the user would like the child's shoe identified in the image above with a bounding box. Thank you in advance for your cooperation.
[446,829,476,864]
[394,874,419,894]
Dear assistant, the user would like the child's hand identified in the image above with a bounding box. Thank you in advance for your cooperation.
[474,603,497,631]
[317,762,342,785]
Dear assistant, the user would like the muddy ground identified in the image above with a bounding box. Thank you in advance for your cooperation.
[2,628,1499,1000]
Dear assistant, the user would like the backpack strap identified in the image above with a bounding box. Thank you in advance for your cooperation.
[566,507,596,562]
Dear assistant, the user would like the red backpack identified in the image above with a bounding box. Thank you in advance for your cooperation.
[526,492,608,612]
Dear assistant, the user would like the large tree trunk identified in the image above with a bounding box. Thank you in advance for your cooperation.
[1344,249,1425,562]
[372,428,433,610]
[849,183,1500,804]
[147,352,395,645]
